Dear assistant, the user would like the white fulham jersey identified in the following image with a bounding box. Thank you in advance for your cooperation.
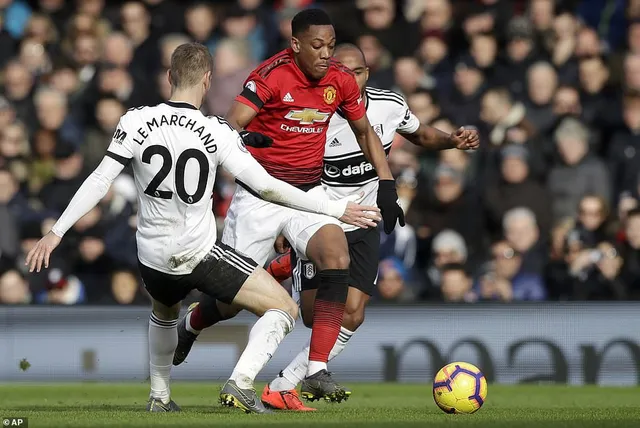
[322,87,420,231]
[105,101,253,275]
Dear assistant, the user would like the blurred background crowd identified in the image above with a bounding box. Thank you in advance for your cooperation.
[0,0,638,305]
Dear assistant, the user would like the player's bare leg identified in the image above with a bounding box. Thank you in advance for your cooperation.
[147,298,181,412]
[219,266,298,414]
[264,286,368,409]
[299,224,350,402]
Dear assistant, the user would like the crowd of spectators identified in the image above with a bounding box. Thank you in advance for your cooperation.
[0,0,638,305]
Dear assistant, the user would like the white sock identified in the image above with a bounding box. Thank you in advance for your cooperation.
[185,311,201,335]
[230,309,294,389]
[329,326,354,360]
[270,343,310,391]
[271,326,355,391]
[149,313,178,404]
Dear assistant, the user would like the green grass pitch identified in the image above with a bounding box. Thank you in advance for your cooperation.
[1,383,640,427]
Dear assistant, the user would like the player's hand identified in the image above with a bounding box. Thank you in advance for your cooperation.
[239,130,273,148]
[25,231,62,273]
[376,180,405,234]
[449,126,480,150]
[274,235,291,254]
[333,192,381,229]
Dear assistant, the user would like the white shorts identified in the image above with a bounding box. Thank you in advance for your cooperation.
[221,185,340,267]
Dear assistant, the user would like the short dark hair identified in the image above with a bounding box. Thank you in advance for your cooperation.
[440,262,467,275]
[169,42,213,89]
[334,43,366,62]
[409,87,439,105]
[627,207,640,221]
[291,8,333,37]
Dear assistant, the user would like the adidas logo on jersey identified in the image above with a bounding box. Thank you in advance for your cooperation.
[283,92,294,102]
[328,138,341,147]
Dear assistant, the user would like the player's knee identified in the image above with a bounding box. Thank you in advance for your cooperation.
[275,296,298,321]
[219,301,243,319]
[343,306,365,331]
[152,299,180,320]
[315,250,350,271]
[308,225,350,270]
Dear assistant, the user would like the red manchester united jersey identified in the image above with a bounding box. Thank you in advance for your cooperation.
[236,48,366,187]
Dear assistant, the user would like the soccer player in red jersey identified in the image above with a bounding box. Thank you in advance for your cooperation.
[173,8,402,406]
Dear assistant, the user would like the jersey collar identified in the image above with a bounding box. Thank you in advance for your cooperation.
[165,100,198,110]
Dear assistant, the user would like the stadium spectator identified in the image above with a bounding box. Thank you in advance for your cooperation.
[484,144,552,240]
[376,257,416,303]
[503,207,546,275]
[423,229,468,298]
[0,269,31,304]
[548,117,611,222]
[1,0,640,304]
[440,263,475,303]
[476,239,547,302]
[576,194,614,243]
[620,209,640,297]
[408,163,484,264]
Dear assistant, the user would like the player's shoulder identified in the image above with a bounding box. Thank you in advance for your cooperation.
[365,87,407,107]
[252,49,294,80]
[121,104,163,123]
[205,115,237,134]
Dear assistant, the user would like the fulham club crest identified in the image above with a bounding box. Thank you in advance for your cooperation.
[373,124,384,139]
[304,262,316,279]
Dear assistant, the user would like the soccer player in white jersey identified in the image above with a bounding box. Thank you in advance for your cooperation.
[171,43,480,410]
[24,42,381,414]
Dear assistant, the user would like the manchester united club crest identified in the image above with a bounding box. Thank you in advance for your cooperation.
[304,262,316,279]
[324,86,336,104]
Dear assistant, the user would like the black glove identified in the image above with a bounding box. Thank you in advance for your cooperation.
[239,130,273,148]
[376,180,405,234]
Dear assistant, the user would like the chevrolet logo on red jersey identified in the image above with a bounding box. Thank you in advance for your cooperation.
[285,109,330,125]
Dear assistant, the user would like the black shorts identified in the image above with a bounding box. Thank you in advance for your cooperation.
[291,227,380,296]
[139,242,258,307]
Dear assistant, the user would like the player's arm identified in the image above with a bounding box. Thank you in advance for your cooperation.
[216,127,380,228]
[236,163,379,228]
[340,76,404,234]
[226,76,274,148]
[25,156,125,272]
[401,124,480,151]
[25,115,134,272]
[395,102,479,150]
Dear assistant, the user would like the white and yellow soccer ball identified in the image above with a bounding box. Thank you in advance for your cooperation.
[433,362,488,414]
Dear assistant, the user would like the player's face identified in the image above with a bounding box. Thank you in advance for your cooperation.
[292,25,336,80]
[334,49,369,95]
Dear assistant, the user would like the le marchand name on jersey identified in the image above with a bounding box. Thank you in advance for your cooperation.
[131,114,217,153]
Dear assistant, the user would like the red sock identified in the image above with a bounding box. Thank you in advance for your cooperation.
[308,299,345,363]
[188,296,223,331]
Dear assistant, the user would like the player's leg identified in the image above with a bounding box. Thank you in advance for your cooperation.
[194,242,297,413]
[173,186,282,365]
[266,228,378,407]
[284,213,351,401]
[139,264,192,412]
[262,254,318,411]
[326,227,379,363]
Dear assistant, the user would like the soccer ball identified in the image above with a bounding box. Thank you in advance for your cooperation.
[432,362,487,414]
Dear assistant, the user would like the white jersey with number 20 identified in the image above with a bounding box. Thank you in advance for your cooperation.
[106,101,253,275]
